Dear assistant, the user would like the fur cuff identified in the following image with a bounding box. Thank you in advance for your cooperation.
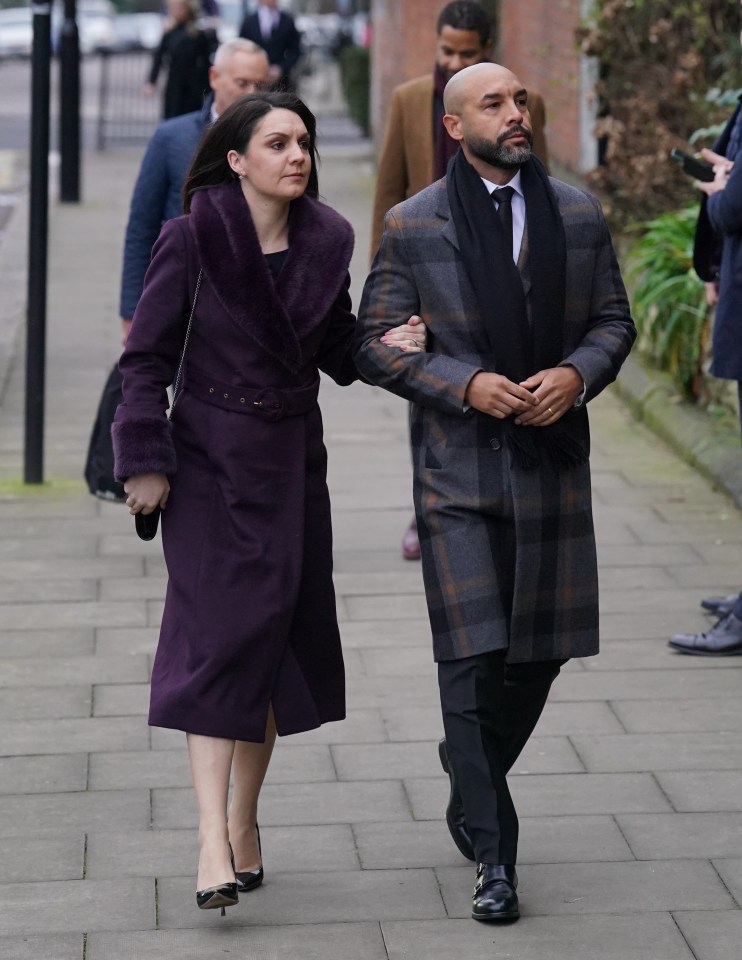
[112,417,177,481]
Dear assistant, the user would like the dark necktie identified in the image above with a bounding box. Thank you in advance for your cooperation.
[492,186,515,242]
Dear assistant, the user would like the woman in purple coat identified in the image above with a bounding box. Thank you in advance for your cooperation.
[112,92,425,916]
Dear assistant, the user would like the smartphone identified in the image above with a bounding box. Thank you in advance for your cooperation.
[670,148,715,183]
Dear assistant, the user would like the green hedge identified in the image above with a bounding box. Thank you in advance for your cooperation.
[339,44,370,136]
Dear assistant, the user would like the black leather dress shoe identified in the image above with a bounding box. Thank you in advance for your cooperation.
[472,863,519,921]
[438,738,475,861]
[700,592,740,618]
[669,612,742,656]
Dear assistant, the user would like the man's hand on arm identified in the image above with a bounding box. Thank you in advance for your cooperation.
[464,372,539,419]
[514,365,583,426]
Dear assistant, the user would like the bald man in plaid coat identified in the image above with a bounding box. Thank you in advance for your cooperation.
[355,63,635,922]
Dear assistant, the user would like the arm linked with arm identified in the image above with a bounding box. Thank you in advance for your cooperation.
[355,210,482,416]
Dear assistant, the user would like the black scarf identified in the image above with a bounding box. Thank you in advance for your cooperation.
[446,150,587,469]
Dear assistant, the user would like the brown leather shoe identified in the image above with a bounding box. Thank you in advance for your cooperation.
[401,517,421,560]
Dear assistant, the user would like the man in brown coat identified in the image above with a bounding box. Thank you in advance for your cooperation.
[356,62,634,922]
[371,0,549,560]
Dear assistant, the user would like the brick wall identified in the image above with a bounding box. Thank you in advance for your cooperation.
[370,0,588,171]
[497,0,584,170]
[370,0,439,149]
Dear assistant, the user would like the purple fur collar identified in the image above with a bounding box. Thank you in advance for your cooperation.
[190,183,354,372]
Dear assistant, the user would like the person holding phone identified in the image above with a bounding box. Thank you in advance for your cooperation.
[669,88,742,656]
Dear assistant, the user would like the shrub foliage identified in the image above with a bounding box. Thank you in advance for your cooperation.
[578,0,742,228]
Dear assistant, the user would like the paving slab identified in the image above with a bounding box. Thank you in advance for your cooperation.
[152,780,412,830]
[92,683,149,716]
[617,813,742,859]
[437,860,735,917]
[0,716,148,756]
[381,915,694,960]
[355,814,632,869]
[0,934,84,960]
[0,686,91,720]
[0,655,149,687]
[406,773,672,820]
[580,639,736,670]
[0,789,151,837]
[612,697,742,733]
[87,824,359,879]
[1,835,84,883]
[571,732,742,772]
[86,922,387,960]
[552,669,742,701]
[0,629,94,659]
[94,627,159,656]
[656,771,742,812]
[157,869,446,928]
[0,879,156,935]
[673,910,742,960]
[711,859,742,907]
[0,754,88,794]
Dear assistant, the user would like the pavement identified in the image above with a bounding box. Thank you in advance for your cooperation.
[0,93,742,960]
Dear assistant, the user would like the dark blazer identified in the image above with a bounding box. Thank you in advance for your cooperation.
[120,98,211,319]
[693,99,742,381]
[239,10,301,84]
[355,174,635,664]
[148,22,215,119]
[113,184,356,742]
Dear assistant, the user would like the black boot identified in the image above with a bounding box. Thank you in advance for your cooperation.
[472,863,519,921]
[669,612,742,656]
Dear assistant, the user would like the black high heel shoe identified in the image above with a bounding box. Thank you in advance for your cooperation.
[230,824,264,892]
[196,882,239,917]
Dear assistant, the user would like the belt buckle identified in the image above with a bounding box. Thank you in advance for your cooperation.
[253,388,285,422]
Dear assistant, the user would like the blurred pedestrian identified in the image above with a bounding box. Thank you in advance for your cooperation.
[355,63,635,921]
[112,91,426,916]
[371,0,550,561]
[146,0,217,119]
[239,0,301,92]
[122,39,271,345]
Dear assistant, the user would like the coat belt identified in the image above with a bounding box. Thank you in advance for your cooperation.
[185,370,320,422]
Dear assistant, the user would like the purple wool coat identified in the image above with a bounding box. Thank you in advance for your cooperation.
[112,182,356,742]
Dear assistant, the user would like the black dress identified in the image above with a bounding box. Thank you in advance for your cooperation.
[149,22,216,119]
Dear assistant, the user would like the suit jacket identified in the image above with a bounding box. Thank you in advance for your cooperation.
[239,10,301,81]
[355,174,635,663]
[119,99,211,319]
[370,73,550,256]
[693,99,742,381]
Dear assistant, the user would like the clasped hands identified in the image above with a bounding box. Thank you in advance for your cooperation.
[464,366,583,426]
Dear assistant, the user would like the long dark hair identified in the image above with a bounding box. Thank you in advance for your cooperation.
[183,92,320,212]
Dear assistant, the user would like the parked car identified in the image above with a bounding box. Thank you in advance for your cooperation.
[111,12,162,52]
[0,6,32,59]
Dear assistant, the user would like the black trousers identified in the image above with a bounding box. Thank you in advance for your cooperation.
[438,651,566,865]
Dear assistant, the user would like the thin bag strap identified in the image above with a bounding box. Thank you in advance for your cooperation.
[168,268,202,419]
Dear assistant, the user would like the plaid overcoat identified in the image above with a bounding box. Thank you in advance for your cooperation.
[354,176,635,663]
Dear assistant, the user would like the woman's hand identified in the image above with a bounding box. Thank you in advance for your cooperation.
[124,473,170,515]
[380,314,427,353]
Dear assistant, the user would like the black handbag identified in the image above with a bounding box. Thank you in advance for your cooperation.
[84,364,126,502]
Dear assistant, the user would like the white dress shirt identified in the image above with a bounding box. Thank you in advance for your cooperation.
[258,5,279,39]
[481,169,524,264]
